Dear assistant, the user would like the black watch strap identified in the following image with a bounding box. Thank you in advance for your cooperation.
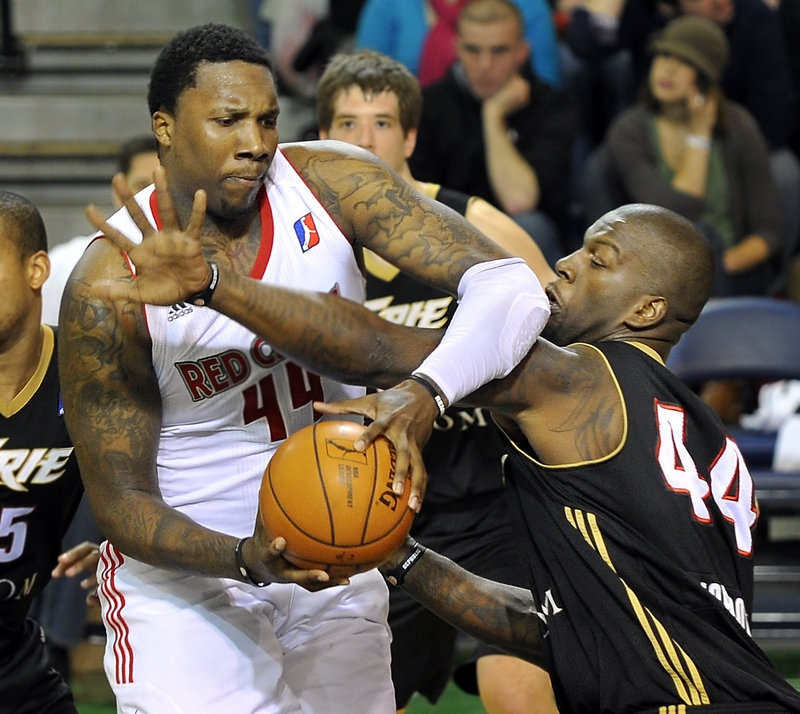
[188,261,219,306]
[409,374,446,416]
[384,542,426,587]
[235,537,269,587]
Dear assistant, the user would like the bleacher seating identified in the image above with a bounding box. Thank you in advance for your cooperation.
[0,0,251,243]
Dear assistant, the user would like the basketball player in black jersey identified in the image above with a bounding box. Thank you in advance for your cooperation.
[79,152,800,707]
[0,191,99,713]
[369,204,800,712]
[316,50,558,714]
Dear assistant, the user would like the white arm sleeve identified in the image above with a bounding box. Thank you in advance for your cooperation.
[413,257,550,405]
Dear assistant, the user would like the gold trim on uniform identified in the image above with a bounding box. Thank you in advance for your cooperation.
[0,325,54,418]
[565,506,710,706]
[626,340,665,365]
[498,342,629,469]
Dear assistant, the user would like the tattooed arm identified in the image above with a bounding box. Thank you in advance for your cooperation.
[287,141,507,290]
[58,239,349,587]
[285,141,550,407]
[323,339,626,468]
[91,152,547,509]
[379,539,547,667]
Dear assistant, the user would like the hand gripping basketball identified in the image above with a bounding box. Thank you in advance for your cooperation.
[260,420,416,578]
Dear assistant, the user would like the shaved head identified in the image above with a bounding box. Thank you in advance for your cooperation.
[612,204,715,327]
[545,204,716,350]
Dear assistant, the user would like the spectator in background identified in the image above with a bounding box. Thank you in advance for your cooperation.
[553,0,634,250]
[260,0,365,102]
[356,0,562,87]
[618,0,796,151]
[259,0,329,101]
[556,0,634,156]
[409,0,577,266]
[316,48,558,713]
[248,0,272,52]
[584,16,782,297]
[616,0,800,270]
[41,135,158,326]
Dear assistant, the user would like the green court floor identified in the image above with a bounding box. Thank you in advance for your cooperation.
[74,646,800,713]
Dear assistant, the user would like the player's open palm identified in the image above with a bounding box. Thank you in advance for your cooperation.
[86,166,214,307]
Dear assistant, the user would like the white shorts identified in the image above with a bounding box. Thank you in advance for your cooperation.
[97,543,395,713]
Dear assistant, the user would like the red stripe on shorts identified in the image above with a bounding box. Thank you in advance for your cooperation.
[99,543,134,684]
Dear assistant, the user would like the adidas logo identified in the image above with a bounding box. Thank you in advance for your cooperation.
[167,302,194,322]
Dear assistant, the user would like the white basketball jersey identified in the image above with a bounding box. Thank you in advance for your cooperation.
[106,147,366,535]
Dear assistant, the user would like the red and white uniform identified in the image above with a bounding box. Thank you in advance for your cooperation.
[97,148,394,713]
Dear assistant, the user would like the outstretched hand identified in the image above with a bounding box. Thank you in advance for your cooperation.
[314,378,439,512]
[86,166,214,307]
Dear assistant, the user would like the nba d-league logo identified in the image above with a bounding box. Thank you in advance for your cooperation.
[293,213,320,252]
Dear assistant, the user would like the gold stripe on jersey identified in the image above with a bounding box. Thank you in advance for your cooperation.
[659,706,687,714]
[0,325,54,418]
[565,507,710,706]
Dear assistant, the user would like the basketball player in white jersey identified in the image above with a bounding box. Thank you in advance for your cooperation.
[58,23,548,714]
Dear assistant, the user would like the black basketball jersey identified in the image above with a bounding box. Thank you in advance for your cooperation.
[0,327,83,661]
[364,185,508,505]
[501,341,800,713]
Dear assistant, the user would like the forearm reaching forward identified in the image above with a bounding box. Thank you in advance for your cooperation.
[379,539,547,668]
[85,164,547,508]
[87,172,439,390]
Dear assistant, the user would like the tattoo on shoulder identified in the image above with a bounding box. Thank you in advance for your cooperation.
[294,150,491,285]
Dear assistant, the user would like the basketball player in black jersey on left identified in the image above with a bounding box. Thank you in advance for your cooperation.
[0,191,99,713]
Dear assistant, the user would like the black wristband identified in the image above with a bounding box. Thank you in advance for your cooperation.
[409,374,446,416]
[384,541,427,588]
[234,537,269,587]
[188,261,219,306]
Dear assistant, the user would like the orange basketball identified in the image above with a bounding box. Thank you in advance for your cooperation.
[259,420,415,578]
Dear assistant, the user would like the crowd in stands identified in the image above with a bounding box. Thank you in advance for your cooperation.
[255,0,799,299]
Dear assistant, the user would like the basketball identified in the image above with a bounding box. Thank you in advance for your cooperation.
[260,420,415,577]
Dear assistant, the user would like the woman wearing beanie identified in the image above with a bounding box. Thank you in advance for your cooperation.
[592,15,782,296]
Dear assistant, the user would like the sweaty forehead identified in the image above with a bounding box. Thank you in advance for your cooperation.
[584,213,654,262]
[585,212,629,244]
[185,61,276,101]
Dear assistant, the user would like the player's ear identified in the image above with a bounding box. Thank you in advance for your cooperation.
[626,295,667,329]
[152,111,174,148]
[29,250,50,291]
